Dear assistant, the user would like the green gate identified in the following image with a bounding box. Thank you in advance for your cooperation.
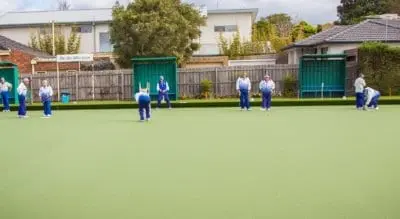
[132,57,178,100]
[299,54,346,98]
[0,61,20,104]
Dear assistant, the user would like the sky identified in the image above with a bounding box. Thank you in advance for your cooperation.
[1,0,340,24]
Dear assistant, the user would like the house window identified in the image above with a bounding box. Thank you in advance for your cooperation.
[36,71,47,74]
[99,32,113,52]
[321,47,328,54]
[72,25,92,33]
[214,25,238,32]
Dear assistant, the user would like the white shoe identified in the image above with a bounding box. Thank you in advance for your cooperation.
[247,108,252,111]
[375,107,379,110]
[146,118,151,121]
[267,108,271,111]
[260,108,266,111]
[19,115,28,119]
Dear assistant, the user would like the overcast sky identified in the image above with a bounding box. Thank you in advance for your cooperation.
[1,0,340,24]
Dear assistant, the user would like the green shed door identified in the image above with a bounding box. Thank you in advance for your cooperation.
[0,62,20,104]
[299,54,346,98]
[132,57,178,100]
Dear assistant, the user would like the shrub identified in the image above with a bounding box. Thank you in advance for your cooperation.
[283,74,297,97]
[200,79,213,99]
[359,42,400,95]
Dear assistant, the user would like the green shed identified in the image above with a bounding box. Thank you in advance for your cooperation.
[299,54,347,98]
[0,61,20,104]
[132,57,178,100]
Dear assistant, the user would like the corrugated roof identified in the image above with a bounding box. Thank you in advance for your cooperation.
[284,19,400,50]
[0,35,52,58]
[0,8,112,27]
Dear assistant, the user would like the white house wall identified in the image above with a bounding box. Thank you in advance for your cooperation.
[197,13,253,55]
[0,23,111,54]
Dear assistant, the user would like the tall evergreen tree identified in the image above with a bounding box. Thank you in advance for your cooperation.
[110,0,206,67]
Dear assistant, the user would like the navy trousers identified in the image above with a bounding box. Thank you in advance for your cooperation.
[139,100,151,120]
[262,91,272,109]
[368,93,380,108]
[239,89,250,109]
[18,95,26,116]
[1,91,10,111]
[157,92,171,108]
[355,92,364,108]
[43,100,52,116]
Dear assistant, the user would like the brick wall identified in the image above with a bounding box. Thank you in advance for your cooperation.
[0,49,34,73]
[35,62,79,72]
[0,49,81,73]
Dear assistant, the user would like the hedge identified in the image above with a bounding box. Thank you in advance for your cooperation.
[359,42,400,96]
[7,98,400,111]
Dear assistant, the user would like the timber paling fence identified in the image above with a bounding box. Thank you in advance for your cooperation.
[20,65,299,102]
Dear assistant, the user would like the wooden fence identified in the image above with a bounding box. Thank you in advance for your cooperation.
[20,65,299,102]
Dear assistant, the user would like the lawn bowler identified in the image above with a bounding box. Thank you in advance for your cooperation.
[354,74,366,110]
[39,80,53,118]
[363,87,380,110]
[236,72,251,111]
[17,78,29,118]
[0,77,12,112]
[157,76,171,109]
[259,75,275,111]
[135,88,151,121]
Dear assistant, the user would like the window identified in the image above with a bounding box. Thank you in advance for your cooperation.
[36,71,47,74]
[321,47,328,54]
[72,25,92,33]
[214,25,238,32]
[99,32,113,52]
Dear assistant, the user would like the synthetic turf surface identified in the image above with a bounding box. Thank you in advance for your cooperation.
[1,106,399,219]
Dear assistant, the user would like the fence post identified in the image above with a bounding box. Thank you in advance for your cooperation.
[92,72,95,101]
[30,75,33,104]
[75,72,79,101]
[214,67,218,97]
[120,70,124,101]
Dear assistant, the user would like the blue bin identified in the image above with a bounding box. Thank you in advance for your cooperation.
[61,92,70,104]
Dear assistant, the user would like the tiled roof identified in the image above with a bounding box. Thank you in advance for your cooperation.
[284,19,400,50]
[0,35,52,58]
[293,26,351,46]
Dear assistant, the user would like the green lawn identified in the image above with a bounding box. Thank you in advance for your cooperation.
[1,107,400,219]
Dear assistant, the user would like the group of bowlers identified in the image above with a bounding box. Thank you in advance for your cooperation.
[1,77,54,118]
[354,74,381,110]
[0,73,381,121]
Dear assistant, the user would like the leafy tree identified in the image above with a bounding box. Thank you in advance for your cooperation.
[28,25,81,55]
[317,23,334,33]
[110,0,206,68]
[291,21,317,42]
[265,13,292,37]
[337,0,391,24]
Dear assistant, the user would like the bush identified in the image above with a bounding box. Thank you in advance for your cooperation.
[200,80,213,99]
[283,74,297,97]
[359,42,400,95]
[81,60,116,71]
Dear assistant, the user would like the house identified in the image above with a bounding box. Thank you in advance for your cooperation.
[0,8,113,54]
[0,7,258,56]
[0,35,79,73]
[283,16,400,64]
[196,8,258,55]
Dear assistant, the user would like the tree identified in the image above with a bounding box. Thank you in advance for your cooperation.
[388,0,400,14]
[317,23,334,33]
[265,13,292,37]
[57,0,71,10]
[337,0,391,24]
[291,21,317,42]
[28,25,81,55]
[109,0,206,68]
